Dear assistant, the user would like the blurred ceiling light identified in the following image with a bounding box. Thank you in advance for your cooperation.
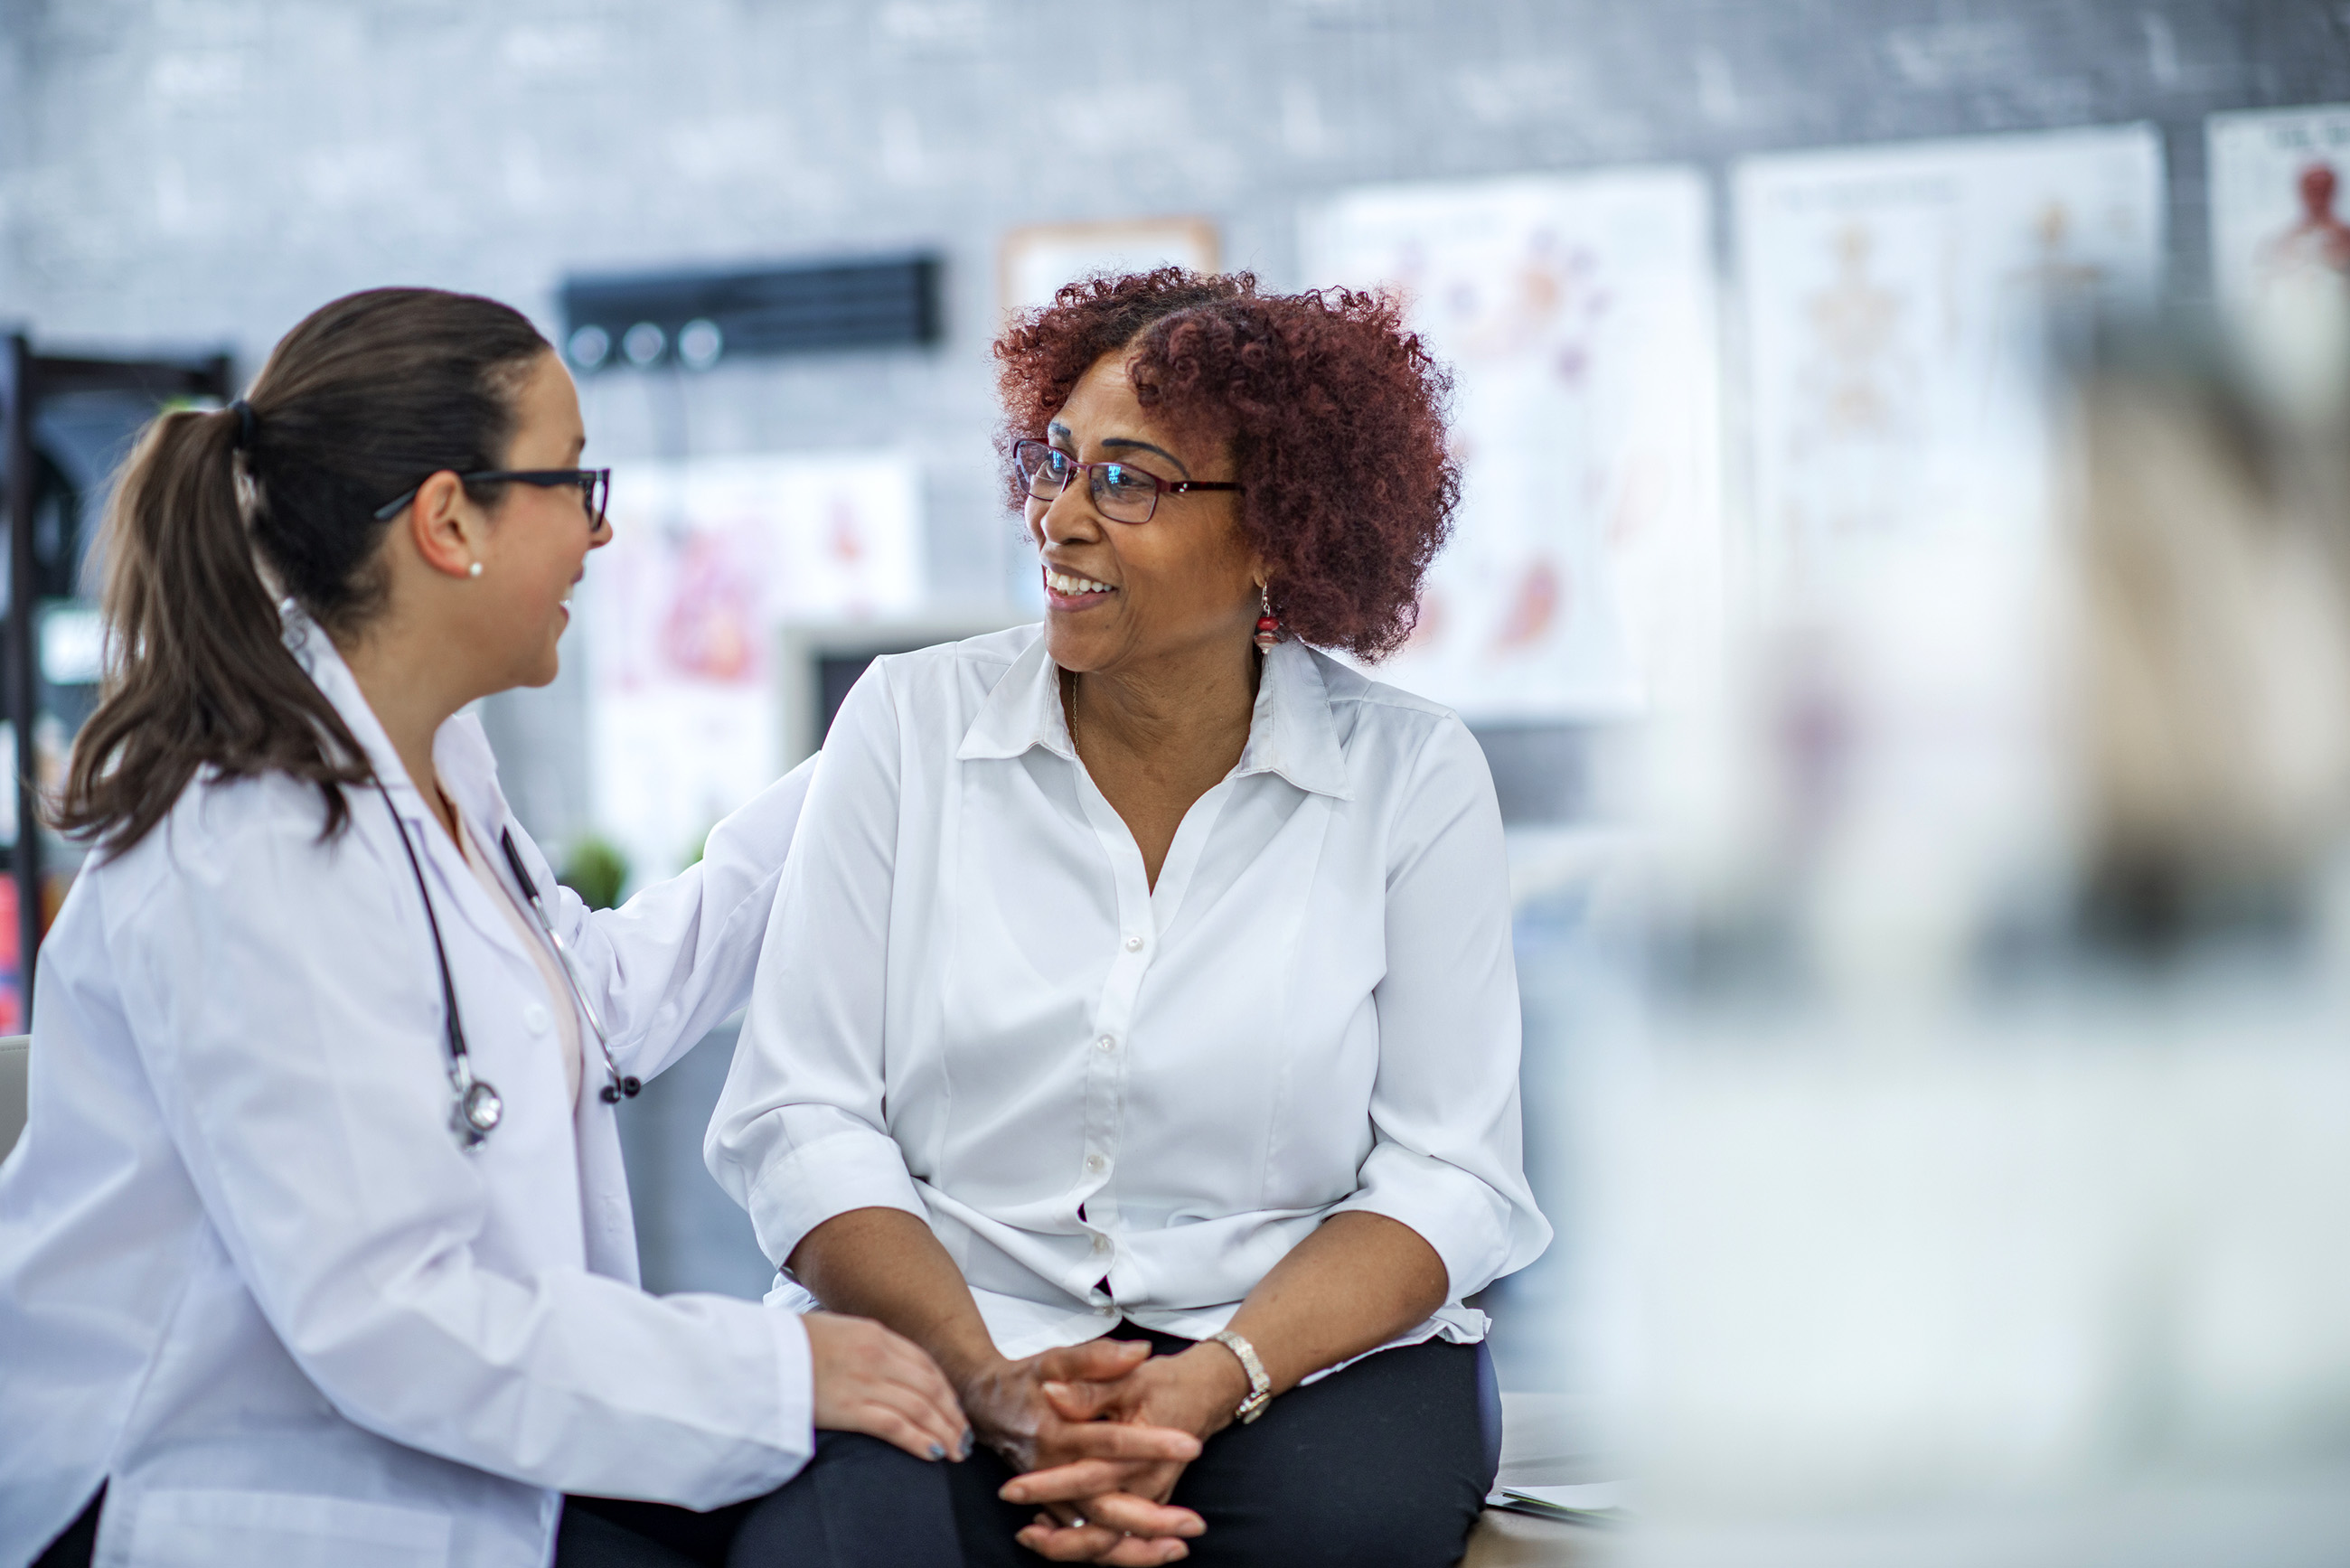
[677,318,724,371]
[567,324,610,371]
[622,322,667,367]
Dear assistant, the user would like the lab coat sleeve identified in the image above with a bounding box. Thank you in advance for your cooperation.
[1329,714,1554,1299]
[523,756,815,1085]
[115,780,816,1507]
[706,663,927,1272]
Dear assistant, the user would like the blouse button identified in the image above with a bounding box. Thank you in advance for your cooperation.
[1086,1153,1107,1175]
[522,1003,550,1034]
[1096,1034,1117,1053]
[1124,935,1144,952]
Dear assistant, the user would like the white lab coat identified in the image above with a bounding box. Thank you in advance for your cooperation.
[0,614,817,1568]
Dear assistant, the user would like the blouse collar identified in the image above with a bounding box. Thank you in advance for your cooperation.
[957,629,1353,801]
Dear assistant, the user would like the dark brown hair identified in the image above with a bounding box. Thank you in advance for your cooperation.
[994,268,1458,660]
[54,286,550,852]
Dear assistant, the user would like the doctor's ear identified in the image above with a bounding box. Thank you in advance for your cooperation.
[404,471,488,581]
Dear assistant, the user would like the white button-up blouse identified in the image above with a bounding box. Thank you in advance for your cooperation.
[709,625,1549,1362]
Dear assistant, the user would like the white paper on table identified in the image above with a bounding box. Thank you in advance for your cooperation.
[1493,1481,1634,1515]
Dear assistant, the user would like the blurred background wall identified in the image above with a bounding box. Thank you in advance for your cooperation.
[5,1,2347,843]
[8,7,2350,1554]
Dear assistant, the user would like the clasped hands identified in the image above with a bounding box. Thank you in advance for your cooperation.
[969,1336,1255,1565]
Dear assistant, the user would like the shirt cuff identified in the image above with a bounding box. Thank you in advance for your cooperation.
[744,1124,929,1269]
[768,1304,816,1478]
[1329,1141,1516,1300]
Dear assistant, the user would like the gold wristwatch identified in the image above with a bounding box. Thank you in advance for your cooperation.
[1209,1329,1274,1423]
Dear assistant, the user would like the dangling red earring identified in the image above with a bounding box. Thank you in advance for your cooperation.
[1255,584,1281,652]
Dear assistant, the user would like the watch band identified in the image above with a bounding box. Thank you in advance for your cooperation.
[1209,1329,1274,1423]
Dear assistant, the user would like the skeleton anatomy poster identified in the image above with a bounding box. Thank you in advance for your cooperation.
[1737,125,2166,610]
[581,453,923,882]
[1303,168,1721,721]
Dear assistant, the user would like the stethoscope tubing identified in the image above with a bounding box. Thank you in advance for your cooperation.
[378,783,639,1150]
[497,827,639,1104]
[378,783,503,1147]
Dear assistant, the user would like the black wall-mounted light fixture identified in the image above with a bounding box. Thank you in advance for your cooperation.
[559,253,945,371]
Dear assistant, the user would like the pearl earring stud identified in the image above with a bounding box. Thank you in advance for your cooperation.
[467,561,484,578]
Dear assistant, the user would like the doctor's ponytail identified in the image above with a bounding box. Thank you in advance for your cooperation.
[53,287,550,853]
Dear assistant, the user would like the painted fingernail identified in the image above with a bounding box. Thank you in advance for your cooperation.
[928,1442,946,1460]
[959,1429,975,1460]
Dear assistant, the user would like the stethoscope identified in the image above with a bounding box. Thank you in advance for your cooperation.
[378,783,641,1150]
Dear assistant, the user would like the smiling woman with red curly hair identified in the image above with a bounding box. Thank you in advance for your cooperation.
[713,269,1551,1568]
[995,269,1460,661]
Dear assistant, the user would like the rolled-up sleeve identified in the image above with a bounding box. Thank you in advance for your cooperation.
[1330,715,1553,1299]
[707,666,927,1271]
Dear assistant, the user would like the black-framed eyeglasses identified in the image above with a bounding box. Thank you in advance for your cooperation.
[371,468,612,528]
[1012,439,1241,524]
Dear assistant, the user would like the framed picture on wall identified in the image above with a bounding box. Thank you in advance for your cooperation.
[2206,102,2350,406]
[1302,169,1723,724]
[999,217,1220,316]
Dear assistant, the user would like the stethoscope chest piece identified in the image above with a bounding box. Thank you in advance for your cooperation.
[380,781,507,1152]
[458,1076,504,1140]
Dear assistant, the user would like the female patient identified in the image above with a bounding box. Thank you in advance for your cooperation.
[710,270,1550,1566]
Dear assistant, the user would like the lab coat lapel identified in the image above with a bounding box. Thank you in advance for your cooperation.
[285,608,643,1281]
[280,610,537,965]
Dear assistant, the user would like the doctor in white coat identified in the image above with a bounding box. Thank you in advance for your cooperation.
[0,287,1194,1568]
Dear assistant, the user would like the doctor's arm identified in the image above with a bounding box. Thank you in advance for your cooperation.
[516,753,818,1086]
[123,795,961,1506]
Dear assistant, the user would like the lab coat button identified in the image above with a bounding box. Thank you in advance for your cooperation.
[1096,1034,1116,1052]
[1124,935,1144,952]
[523,1004,550,1034]
[1086,1153,1107,1175]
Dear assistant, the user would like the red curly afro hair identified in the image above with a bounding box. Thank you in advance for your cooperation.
[994,268,1458,662]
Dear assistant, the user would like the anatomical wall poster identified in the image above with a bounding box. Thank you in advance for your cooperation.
[1303,167,1722,721]
[580,452,922,882]
[1736,125,2165,609]
[2207,103,2350,411]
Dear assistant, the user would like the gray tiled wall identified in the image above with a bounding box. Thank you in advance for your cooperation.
[10,1,2348,848]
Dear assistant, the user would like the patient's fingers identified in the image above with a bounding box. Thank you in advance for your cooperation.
[1018,1513,1193,1565]
[1056,1489,1202,1539]
[1005,1424,1198,1498]
[1002,1457,1179,1504]
[1032,1337,1153,1385]
[1046,1421,1201,1465]
[1041,1377,1121,1422]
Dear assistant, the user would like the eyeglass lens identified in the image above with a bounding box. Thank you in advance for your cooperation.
[1016,440,1159,523]
[573,470,609,528]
